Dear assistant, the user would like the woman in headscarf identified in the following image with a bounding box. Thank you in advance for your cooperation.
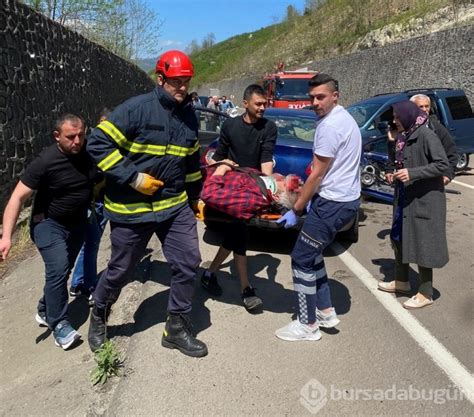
[378,100,449,309]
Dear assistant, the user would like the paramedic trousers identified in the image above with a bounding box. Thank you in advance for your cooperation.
[93,205,201,314]
[291,195,359,324]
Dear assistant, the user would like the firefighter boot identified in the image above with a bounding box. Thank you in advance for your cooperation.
[88,305,110,353]
[161,313,208,358]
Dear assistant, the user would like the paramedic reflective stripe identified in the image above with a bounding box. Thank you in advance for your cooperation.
[97,149,123,171]
[104,191,188,215]
[98,120,198,157]
[185,171,202,183]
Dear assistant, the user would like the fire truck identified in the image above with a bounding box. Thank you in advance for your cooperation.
[262,68,318,109]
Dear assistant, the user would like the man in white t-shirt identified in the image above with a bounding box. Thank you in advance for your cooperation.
[275,73,361,342]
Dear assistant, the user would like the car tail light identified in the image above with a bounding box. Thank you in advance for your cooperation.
[305,162,313,177]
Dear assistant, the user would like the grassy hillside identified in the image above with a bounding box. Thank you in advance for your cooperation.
[190,0,462,87]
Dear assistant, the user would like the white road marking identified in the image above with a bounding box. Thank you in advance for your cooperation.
[331,241,474,404]
[452,180,474,190]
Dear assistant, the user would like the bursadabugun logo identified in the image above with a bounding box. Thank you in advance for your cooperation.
[300,378,328,414]
[299,378,467,414]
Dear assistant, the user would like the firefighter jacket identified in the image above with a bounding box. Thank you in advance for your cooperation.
[86,87,202,224]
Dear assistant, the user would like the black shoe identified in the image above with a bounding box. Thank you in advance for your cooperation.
[161,313,208,358]
[88,306,110,353]
[241,287,263,311]
[70,285,83,297]
[201,271,223,296]
[87,293,95,308]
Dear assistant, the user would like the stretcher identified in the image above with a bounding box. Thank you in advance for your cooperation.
[196,202,359,242]
[196,203,305,230]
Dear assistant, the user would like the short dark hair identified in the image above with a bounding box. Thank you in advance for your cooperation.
[243,84,265,101]
[308,73,339,92]
[54,114,84,132]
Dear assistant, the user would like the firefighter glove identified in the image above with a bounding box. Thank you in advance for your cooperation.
[130,173,164,195]
[190,199,206,220]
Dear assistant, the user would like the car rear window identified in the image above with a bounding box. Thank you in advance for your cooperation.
[445,96,473,120]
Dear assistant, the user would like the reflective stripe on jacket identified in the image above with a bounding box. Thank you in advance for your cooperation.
[87,87,202,224]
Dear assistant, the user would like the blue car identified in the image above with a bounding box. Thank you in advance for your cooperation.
[199,107,361,241]
[347,88,474,171]
[201,107,392,201]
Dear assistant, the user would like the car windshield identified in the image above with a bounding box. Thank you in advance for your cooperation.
[347,103,382,127]
[275,79,311,100]
[265,114,315,142]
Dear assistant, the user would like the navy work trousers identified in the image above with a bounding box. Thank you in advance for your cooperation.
[291,195,359,324]
[33,218,86,329]
[93,206,201,314]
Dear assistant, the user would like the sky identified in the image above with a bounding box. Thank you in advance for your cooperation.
[146,0,307,54]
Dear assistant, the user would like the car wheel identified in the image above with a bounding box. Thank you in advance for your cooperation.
[337,210,359,243]
[455,153,469,171]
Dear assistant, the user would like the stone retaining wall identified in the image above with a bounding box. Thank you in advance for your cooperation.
[197,25,473,107]
[0,0,154,214]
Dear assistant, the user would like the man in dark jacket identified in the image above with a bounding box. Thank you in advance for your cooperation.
[410,94,458,184]
[86,50,207,357]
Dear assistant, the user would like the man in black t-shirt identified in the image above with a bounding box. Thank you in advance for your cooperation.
[201,84,277,311]
[0,114,94,350]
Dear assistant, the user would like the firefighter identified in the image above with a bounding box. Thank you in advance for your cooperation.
[86,50,207,357]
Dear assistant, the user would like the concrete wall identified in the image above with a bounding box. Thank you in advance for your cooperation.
[0,0,155,213]
[197,25,473,107]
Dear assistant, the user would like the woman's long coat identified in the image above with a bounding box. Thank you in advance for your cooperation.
[393,125,449,268]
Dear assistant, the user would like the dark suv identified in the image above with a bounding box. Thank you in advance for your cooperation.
[347,88,474,170]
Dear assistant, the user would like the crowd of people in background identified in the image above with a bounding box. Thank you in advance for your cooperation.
[0,49,454,354]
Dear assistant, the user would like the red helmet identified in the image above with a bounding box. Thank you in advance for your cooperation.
[155,50,194,78]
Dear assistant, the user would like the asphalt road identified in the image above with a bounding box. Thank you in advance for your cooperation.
[0,167,472,416]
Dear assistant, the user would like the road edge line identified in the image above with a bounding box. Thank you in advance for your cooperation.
[452,180,474,190]
[331,241,474,404]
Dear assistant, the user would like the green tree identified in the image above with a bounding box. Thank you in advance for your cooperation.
[201,33,216,50]
[186,39,201,55]
[21,0,162,60]
[285,4,300,22]
[304,0,326,13]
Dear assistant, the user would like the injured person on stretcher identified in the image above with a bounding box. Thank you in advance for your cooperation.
[199,161,303,223]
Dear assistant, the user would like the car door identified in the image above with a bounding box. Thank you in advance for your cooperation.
[435,91,474,154]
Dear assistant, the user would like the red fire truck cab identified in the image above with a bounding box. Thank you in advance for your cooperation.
[262,70,318,109]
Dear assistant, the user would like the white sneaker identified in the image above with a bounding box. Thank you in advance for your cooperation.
[316,307,340,328]
[275,320,322,341]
